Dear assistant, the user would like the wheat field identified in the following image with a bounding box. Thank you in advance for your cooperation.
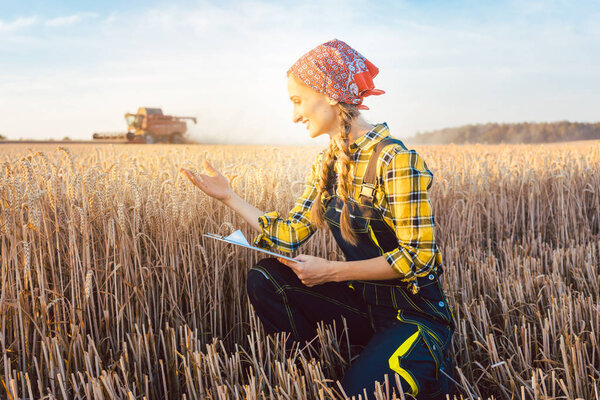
[0,141,599,399]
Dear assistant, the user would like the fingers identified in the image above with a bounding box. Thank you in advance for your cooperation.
[278,257,310,286]
[180,168,193,182]
[180,168,205,189]
[180,168,194,179]
[181,163,217,180]
[203,159,217,174]
[277,257,301,273]
[293,254,309,262]
[276,257,315,286]
[187,170,212,185]
[277,257,294,268]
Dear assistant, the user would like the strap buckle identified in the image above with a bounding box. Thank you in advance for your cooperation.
[359,183,376,199]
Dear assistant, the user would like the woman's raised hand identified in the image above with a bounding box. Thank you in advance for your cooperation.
[180,160,233,202]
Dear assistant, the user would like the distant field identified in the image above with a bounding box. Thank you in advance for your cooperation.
[408,121,600,145]
[1,142,599,399]
[0,140,126,144]
[2,138,600,146]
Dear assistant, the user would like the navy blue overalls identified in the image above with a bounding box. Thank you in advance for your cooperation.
[247,139,455,399]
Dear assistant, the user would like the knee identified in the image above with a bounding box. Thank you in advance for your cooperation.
[246,259,278,300]
[254,257,283,270]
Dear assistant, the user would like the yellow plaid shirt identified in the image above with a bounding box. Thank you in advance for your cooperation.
[253,123,442,283]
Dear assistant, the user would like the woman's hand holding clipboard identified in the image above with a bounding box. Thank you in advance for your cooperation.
[203,229,299,263]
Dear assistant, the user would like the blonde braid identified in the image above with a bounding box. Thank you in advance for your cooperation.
[309,103,360,245]
[336,104,360,245]
[309,138,337,228]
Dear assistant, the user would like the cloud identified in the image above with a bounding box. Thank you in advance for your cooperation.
[0,16,39,32]
[0,1,599,142]
[45,12,99,27]
[0,12,99,34]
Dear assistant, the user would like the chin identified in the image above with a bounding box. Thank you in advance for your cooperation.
[309,129,325,139]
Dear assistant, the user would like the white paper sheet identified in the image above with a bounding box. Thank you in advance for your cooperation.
[223,229,250,246]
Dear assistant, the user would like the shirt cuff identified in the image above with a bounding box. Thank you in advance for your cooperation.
[253,234,275,250]
[252,211,280,250]
[384,247,420,294]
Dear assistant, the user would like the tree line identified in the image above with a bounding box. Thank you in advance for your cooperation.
[408,121,600,145]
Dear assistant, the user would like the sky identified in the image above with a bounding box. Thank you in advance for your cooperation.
[0,0,599,145]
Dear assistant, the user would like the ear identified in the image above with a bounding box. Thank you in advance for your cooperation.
[326,96,339,106]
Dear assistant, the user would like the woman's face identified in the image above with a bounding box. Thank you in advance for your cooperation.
[287,75,339,139]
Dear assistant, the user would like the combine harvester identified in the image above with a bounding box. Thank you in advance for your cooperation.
[93,107,197,144]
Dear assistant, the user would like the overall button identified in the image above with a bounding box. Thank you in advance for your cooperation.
[428,274,434,280]
[438,301,445,307]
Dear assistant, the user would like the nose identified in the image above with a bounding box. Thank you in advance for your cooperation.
[292,109,302,124]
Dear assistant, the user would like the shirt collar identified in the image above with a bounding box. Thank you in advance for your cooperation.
[349,122,390,154]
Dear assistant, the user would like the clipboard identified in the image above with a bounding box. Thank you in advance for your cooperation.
[203,230,300,262]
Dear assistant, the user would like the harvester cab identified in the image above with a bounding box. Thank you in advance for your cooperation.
[124,107,197,144]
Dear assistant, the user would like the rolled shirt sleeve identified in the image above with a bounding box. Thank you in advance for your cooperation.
[381,147,442,291]
[253,153,322,253]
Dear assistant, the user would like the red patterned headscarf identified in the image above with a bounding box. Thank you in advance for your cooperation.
[289,39,385,110]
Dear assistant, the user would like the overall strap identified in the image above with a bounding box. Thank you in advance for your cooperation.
[359,138,407,202]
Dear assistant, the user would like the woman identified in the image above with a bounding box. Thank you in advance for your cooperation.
[181,39,454,399]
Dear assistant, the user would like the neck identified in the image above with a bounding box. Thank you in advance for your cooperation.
[327,115,374,144]
[347,116,374,143]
